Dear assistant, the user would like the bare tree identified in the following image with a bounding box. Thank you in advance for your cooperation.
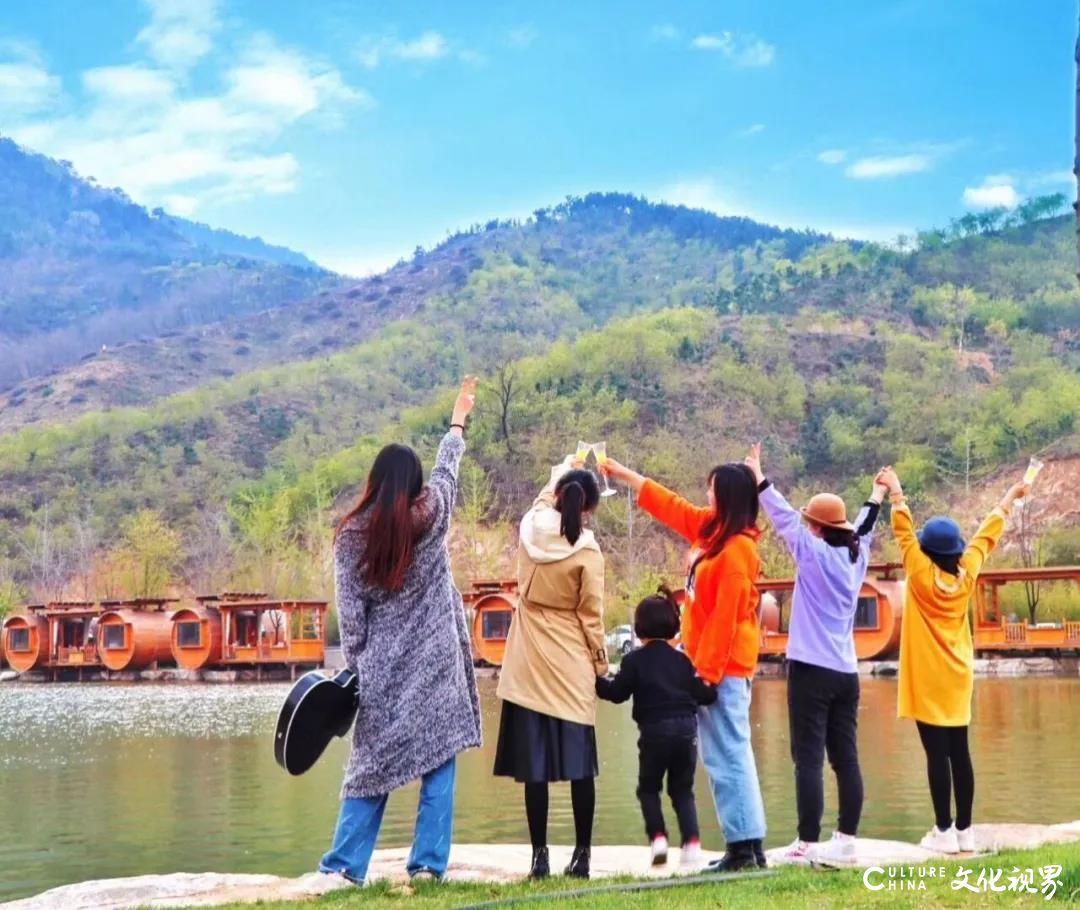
[69,513,100,601]
[18,503,70,601]
[1016,503,1044,624]
[185,509,235,595]
[496,364,518,455]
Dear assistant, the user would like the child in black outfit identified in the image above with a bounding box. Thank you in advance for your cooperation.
[596,586,717,867]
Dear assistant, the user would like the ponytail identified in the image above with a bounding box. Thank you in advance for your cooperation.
[554,468,601,546]
[823,527,860,565]
[560,482,585,545]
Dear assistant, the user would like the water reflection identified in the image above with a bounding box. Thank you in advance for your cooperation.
[1,677,1078,899]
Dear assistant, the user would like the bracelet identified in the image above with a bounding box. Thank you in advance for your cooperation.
[450,423,465,431]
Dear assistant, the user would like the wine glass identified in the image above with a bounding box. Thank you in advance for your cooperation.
[1017,456,1044,508]
[592,441,618,497]
[576,440,592,465]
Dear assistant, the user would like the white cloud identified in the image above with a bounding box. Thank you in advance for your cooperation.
[9,10,366,218]
[963,175,1020,209]
[657,178,742,216]
[845,154,932,179]
[357,31,463,68]
[691,31,775,67]
[82,65,175,104]
[1029,169,1076,189]
[738,123,766,137]
[0,42,61,115]
[136,0,220,69]
[310,248,402,277]
[817,149,847,165]
[507,26,538,48]
[651,24,680,41]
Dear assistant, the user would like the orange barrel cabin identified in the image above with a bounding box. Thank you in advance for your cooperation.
[463,579,517,667]
[169,598,224,670]
[96,598,177,671]
[216,593,328,666]
[2,608,49,673]
[42,601,103,670]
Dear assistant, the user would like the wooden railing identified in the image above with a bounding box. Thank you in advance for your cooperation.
[1066,621,1080,643]
[56,644,98,665]
[1003,622,1028,644]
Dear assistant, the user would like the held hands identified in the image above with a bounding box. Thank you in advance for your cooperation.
[744,442,765,484]
[451,376,480,428]
[875,466,902,498]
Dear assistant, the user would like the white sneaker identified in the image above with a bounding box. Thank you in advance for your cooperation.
[650,834,669,866]
[810,831,857,865]
[779,838,815,865]
[680,839,702,868]
[920,825,960,854]
[955,826,976,852]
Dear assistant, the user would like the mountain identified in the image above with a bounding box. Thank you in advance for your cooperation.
[0,181,1077,630]
[0,191,835,432]
[0,137,340,388]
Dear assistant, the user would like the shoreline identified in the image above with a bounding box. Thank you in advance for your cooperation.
[2,655,1078,684]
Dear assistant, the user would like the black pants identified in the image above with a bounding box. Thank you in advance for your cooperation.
[787,660,864,842]
[916,721,974,831]
[636,717,700,845]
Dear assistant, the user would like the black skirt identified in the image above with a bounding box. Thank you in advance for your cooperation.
[493,700,599,783]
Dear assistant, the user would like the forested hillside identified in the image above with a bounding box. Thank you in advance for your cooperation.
[0,138,338,388]
[0,184,1077,630]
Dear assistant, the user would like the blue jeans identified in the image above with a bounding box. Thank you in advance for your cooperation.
[319,757,456,883]
[698,676,767,843]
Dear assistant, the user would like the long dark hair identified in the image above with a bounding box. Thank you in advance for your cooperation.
[554,469,600,545]
[698,464,760,560]
[337,443,425,591]
[821,526,860,564]
[926,551,962,576]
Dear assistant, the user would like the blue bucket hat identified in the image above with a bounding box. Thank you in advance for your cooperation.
[917,516,966,557]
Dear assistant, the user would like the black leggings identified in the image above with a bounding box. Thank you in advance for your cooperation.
[916,721,974,831]
[524,779,595,849]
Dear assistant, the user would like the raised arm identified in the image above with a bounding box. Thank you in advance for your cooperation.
[745,443,808,557]
[854,476,887,553]
[879,467,923,571]
[531,456,577,511]
[428,377,478,530]
[604,457,710,542]
[963,481,1027,576]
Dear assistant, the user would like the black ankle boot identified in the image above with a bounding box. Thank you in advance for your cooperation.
[529,846,550,880]
[753,840,767,868]
[564,846,590,879]
[707,840,758,873]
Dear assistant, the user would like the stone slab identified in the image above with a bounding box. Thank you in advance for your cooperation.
[5,822,1079,910]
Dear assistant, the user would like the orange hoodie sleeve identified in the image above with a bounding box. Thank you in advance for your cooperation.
[687,539,759,683]
[638,479,712,544]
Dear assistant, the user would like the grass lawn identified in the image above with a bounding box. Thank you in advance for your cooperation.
[198,841,1080,909]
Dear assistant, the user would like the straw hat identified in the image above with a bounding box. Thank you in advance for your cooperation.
[800,493,854,531]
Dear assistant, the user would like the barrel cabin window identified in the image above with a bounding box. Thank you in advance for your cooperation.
[854,595,879,630]
[102,624,126,650]
[8,628,30,651]
[176,621,202,648]
[481,609,512,641]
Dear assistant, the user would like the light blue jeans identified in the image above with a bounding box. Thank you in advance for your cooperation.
[319,757,456,883]
[699,676,767,843]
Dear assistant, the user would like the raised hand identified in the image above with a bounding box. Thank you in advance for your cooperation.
[451,376,480,428]
[744,442,765,484]
[876,466,902,496]
[1001,480,1031,509]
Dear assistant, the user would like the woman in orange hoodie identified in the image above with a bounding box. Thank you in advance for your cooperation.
[602,457,766,872]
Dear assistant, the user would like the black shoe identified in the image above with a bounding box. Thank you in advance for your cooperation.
[529,846,550,880]
[564,846,591,879]
[707,840,758,873]
[753,840,767,868]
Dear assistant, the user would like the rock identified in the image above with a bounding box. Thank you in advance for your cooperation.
[0,670,17,683]
[200,671,239,683]
[871,662,898,677]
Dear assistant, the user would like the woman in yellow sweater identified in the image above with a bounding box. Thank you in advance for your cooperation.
[877,467,1028,855]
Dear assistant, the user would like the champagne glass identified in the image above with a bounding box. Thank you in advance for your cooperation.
[575,440,592,465]
[1017,456,1044,507]
[592,441,618,497]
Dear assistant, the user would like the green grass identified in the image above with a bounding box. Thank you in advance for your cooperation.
[195,841,1080,909]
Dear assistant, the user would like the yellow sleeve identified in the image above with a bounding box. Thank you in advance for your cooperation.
[577,552,608,676]
[890,502,926,573]
[961,507,1007,578]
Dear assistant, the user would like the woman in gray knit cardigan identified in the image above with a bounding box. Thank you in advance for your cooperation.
[318,377,482,885]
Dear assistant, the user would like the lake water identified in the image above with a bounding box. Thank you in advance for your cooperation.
[1,676,1079,900]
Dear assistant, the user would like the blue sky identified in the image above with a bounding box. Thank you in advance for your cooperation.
[0,0,1074,274]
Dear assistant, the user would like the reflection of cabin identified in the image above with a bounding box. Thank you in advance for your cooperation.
[208,593,327,666]
[97,598,177,671]
[756,565,905,662]
[974,566,1080,653]
[463,580,517,667]
[169,599,223,670]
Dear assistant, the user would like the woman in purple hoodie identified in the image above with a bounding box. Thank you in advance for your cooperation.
[745,444,884,866]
